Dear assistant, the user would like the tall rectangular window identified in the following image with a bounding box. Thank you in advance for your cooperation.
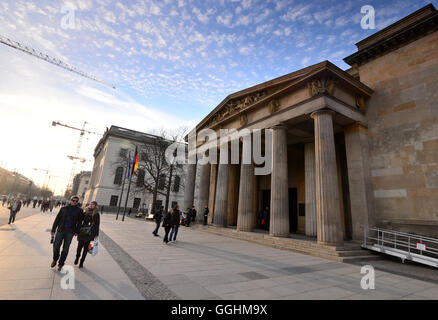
[133,198,141,209]
[110,195,119,206]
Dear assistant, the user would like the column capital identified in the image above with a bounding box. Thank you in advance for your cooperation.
[310,109,335,119]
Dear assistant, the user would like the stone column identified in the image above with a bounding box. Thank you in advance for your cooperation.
[270,125,290,237]
[208,164,218,224]
[344,123,376,240]
[304,142,317,237]
[183,163,196,213]
[311,110,343,246]
[227,164,239,226]
[237,136,255,232]
[213,146,230,227]
[197,163,211,222]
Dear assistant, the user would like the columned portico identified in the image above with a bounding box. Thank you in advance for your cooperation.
[183,163,196,212]
[197,163,211,222]
[187,60,374,246]
[311,110,343,246]
[270,125,289,237]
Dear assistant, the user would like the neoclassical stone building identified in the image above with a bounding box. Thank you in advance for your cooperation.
[185,4,438,245]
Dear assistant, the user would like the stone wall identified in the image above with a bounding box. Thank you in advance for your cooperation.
[358,31,438,237]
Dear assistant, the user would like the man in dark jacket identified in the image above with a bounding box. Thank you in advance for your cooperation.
[50,195,83,270]
[8,198,22,224]
[203,205,209,225]
[152,206,164,236]
[169,205,181,242]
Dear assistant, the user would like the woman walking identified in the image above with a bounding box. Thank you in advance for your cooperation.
[162,208,172,244]
[75,201,100,268]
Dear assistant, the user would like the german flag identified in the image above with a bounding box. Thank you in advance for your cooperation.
[131,146,139,176]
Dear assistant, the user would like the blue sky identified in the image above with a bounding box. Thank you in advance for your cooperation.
[0,0,435,194]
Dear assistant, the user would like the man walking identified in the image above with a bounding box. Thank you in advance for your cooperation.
[152,206,163,237]
[50,195,83,271]
[203,205,209,225]
[8,198,22,224]
[169,205,181,243]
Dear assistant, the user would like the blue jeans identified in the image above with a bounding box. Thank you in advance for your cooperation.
[153,221,161,235]
[53,230,74,266]
[169,225,179,241]
[8,210,17,223]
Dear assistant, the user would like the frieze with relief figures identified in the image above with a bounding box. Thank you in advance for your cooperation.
[204,90,268,128]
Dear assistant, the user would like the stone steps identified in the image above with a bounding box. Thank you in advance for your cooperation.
[191,224,380,263]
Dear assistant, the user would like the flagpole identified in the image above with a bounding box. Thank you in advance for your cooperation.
[122,146,138,222]
[122,172,133,222]
[116,167,126,220]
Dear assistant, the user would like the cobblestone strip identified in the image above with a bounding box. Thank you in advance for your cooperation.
[98,230,179,300]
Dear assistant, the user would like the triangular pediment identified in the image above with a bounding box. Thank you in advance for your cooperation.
[197,61,373,130]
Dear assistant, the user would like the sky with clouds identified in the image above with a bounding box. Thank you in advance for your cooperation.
[0,0,435,195]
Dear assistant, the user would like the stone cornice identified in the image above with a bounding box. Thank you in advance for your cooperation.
[344,4,438,67]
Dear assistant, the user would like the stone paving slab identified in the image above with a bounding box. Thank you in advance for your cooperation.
[99,215,438,300]
[1,207,438,300]
[0,207,144,300]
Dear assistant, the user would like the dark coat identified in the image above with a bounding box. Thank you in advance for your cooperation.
[203,208,209,217]
[51,205,83,234]
[153,209,163,222]
[162,212,172,228]
[78,208,100,241]
[170,210,181,226]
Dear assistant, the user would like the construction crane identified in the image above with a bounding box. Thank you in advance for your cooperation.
[52,121,102,198]
[0,34,116,89]
[67,155,92,173]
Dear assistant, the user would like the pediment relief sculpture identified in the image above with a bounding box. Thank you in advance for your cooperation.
[307,78,336,96]
[204,90,267,128]
[267,99,280,114]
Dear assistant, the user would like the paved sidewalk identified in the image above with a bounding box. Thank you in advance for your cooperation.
[99,215,438,300]
[0,209,143,300]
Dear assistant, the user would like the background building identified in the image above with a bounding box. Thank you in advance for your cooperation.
[72,171,91,203]
[84,126,197,214]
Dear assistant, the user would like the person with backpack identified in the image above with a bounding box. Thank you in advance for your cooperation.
[74,201,100,268]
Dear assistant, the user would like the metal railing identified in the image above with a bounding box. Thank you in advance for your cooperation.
[363,227,438,266]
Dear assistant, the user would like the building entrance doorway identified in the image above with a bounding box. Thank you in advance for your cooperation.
[289,188,298,233]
